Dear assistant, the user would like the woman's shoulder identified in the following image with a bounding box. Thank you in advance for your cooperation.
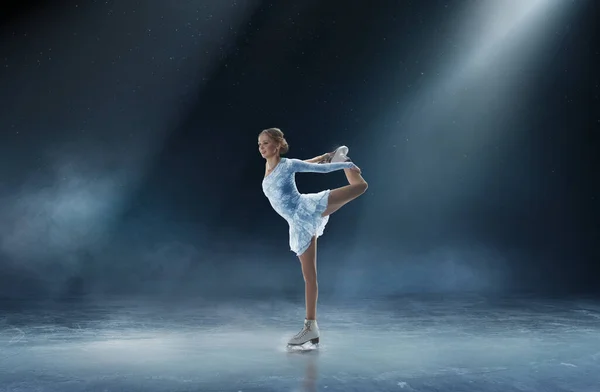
[284,157,303,167]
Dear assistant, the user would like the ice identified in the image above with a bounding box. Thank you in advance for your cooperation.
[0,294,599,391]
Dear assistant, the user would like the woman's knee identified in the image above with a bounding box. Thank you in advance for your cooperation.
[356,180,368,194]
[303,273,318,285]
[301,262,318,284]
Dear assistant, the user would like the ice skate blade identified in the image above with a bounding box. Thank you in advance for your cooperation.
[286,338,320,353]
[286,343,319,353]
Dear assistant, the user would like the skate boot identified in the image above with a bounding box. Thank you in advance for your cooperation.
[287,319,320,346]
[320,145,350,164]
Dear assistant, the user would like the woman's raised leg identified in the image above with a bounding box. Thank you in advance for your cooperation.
[321,167,368,217]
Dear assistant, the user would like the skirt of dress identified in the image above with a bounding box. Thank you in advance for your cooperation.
[288,189,331,256]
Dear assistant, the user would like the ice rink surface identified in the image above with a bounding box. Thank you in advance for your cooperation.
[1,294,599,391]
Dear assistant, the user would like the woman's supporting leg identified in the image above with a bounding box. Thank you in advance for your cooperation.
[321,167,368,217]
[299,236,318,320]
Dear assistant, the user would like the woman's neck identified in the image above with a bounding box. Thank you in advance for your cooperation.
[266,155,281,169]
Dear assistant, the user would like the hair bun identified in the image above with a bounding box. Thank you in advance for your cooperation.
[260,127,289,155]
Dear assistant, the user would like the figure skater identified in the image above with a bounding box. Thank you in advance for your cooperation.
[258,127,368,347]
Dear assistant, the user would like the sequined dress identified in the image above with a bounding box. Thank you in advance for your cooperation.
[262,158,356,256]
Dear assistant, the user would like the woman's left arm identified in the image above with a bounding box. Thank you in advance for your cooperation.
[303,154,328,163]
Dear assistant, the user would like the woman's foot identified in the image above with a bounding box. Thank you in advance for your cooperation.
[287,319,320,346]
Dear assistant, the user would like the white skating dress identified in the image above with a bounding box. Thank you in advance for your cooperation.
[262,158,355,256]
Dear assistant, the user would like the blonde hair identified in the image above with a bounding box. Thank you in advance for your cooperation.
[260,127,289,155]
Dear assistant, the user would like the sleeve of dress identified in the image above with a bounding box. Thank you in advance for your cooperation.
[289,158,356,174]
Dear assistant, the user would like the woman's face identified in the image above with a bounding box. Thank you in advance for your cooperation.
[258,133,279,159]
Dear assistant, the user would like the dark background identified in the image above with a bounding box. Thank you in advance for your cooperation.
[1,0,598,301]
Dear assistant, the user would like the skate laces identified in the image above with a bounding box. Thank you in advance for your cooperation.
[294,324,310,339]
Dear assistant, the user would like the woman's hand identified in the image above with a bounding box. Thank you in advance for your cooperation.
[350,164,361,173]
[319,153,332,163]
[303,154,330,164]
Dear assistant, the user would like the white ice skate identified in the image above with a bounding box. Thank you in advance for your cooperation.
[330,145,349,163]
[287,319,320,348]
[320,145,350,164]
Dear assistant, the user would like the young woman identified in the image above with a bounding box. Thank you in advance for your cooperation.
[259,127,368,347]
